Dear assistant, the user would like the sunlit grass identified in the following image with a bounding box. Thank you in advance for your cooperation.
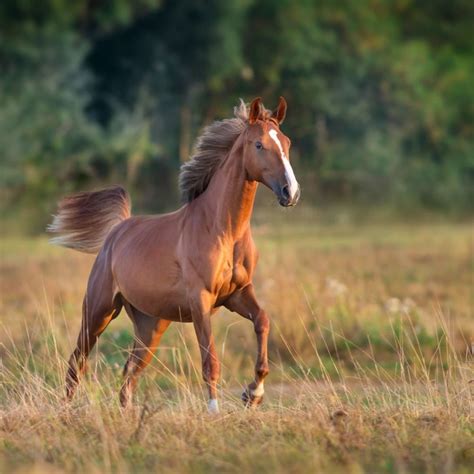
[1,306,472,473]
[1,219,473,473]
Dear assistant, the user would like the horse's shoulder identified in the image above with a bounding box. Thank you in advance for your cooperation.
[232,228,258,275]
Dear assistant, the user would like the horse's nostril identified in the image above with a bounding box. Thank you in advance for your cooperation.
[281,184,290,200]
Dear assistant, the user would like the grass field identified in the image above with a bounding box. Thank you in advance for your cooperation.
[1,212,473,473]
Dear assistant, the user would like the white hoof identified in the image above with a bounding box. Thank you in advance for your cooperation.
[207,398,219,414]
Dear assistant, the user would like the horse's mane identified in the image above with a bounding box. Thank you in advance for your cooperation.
[179,100,253,203]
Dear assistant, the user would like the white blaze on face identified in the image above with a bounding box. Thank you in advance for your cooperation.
[268,128,299,199]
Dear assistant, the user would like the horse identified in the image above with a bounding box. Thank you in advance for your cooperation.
[48,97,300,413]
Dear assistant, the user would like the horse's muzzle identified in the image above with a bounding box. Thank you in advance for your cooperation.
[278,183,300,207]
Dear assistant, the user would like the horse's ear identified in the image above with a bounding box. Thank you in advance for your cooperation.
[248,97,263,124]
[271,96,287,125]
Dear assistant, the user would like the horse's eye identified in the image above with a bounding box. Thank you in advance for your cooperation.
[255,141,263,150]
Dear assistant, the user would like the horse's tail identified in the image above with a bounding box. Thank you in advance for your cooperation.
[47,186,131,254]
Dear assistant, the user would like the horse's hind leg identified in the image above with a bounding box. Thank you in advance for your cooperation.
[120,303,171,408]
[65,263,121,400]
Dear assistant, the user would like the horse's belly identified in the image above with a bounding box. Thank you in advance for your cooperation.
[114,259,193,321]
[121,283,193,322]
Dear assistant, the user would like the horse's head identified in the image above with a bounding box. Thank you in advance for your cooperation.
[243,97,300,207]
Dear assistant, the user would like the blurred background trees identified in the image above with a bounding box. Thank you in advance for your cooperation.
[1,0,473,231]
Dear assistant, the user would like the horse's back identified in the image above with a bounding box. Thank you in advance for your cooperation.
[109,210,183,260]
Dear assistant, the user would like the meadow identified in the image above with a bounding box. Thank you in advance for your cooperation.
[1,209,473,473]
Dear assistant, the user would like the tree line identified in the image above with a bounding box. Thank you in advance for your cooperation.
[1,0,473,229]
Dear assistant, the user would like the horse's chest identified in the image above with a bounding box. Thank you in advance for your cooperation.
[215,257,249,303]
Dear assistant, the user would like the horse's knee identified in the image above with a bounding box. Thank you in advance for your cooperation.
[254,310,270,334]
[202,356,220,383]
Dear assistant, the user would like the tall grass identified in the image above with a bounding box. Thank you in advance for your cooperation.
[1,303,472,473]
[1,220,473,472]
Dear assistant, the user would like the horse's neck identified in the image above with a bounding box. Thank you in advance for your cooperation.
[198,141,257,240]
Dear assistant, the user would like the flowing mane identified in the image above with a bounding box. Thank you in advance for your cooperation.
[179,100,250,203]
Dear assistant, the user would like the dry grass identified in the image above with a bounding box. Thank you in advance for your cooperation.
[1,213,473,473]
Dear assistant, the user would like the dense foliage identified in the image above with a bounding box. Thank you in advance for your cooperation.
[1,0,473,227]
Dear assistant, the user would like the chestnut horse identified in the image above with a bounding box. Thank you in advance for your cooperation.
[49,97,300,413]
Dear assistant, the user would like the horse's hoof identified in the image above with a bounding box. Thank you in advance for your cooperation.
[241,388,264,408]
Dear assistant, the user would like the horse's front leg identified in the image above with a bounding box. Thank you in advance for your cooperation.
[190,291,221,414]
[224,284,270,407]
